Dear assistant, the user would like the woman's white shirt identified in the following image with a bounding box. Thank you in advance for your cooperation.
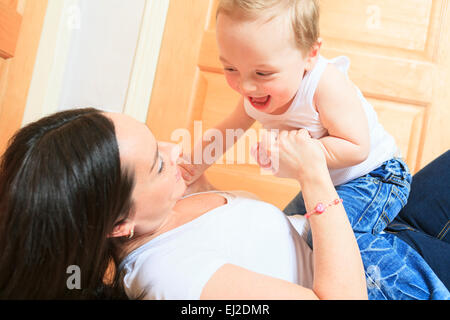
[119,192,314,300]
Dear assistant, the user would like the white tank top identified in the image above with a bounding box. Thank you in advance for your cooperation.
[119,191,313,299]
[244,55,399,186]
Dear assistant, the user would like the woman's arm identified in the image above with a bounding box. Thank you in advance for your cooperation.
[201,263,318,299]
[201,129,367,300]
[301,167,367,299]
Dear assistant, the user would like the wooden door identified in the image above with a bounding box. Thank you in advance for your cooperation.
[0,0,48,155]
[148,0,450,209]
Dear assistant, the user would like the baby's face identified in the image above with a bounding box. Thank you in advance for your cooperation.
[216,12,313,115]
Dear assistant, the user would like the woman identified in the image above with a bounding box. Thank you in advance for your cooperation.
[0,108,447,299]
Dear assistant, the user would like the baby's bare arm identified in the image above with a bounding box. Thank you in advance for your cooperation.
[181,97,255,185]
[314,64,370,169]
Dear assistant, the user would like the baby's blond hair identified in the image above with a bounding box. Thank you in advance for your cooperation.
[217,0,320,55]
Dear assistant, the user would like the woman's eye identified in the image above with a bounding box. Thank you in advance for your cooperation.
[157,156,165,174]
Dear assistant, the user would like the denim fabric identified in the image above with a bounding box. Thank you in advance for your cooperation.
[385,229,450,291]
[284,157,450,299]
[386,150,450,290]
[357,232,449,300]
[284,158,412,245]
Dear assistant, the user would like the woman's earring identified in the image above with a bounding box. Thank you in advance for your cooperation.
[128,228,134,239]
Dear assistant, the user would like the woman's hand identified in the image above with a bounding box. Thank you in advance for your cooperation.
[259,129,328,182]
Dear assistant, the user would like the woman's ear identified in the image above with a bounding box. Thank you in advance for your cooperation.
[108,220,135,239]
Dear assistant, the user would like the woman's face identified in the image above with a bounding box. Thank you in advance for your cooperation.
[107,113,186,238]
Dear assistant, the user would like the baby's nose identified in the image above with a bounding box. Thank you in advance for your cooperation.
[240,79,258,94]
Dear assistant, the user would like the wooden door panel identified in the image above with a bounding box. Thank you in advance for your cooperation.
[0,59,8,115]
[321,48,434,104]
[200,72,239,129]
[320,0,434,52]
[319,0,450,171]
[370,99,426,173]
[0,1,22,59]
[320,0,444,60]
[146,0,212,142]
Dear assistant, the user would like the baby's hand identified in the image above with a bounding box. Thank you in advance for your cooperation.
[250,143,272,169]
[177,149,211,186]
[182,172,216,196]
[178,162,205,186]
[260,129,327,180]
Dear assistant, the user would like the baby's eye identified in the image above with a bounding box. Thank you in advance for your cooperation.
[224,67,236,72]
[256,71,273,77]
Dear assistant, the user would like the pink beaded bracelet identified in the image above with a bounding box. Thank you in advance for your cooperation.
[305,198,343,219]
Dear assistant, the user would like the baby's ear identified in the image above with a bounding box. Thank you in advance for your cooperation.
[305,38,322,69]
[315,38,323,49]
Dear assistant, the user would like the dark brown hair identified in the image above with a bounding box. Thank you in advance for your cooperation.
[0,108,135,299]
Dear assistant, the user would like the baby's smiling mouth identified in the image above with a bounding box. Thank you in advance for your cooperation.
[249,95,271,109]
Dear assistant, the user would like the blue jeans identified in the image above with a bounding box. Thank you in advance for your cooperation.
[284,157,450,299]
[386,150,450,290]
[285,158,413,244]
[356,232,449,299]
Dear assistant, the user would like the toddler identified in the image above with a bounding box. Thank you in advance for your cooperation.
[180,0,411,239]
